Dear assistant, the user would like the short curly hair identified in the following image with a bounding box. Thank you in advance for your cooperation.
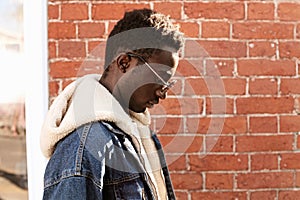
[104,8,184,68]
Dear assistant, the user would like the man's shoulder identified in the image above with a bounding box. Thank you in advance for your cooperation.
[81,120,124,138]
[44,121,115,188]
[48,121,117,160]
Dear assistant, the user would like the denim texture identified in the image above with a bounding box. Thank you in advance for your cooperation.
[43,121,175,200]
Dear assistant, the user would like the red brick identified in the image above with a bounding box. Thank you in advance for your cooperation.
[49,41,56,59]
[252,78,280,94]
[77,60,104,77]
[191,192,247,200]
[249,41,276,57]
[195,40,247,58]
[207,136,233,153]
[153,2,182,20]
[185,77,242,96]
[278,3,300,21]
[92,3,149,20]
[165,155,186,171]
[48,4,59,20]
[250,191,277,200]
[183,40,207,58]
[223,78,246,95]
[78,22,105,38]
[175,192,188,200]
[61,3,88,20]
[189,154,248,171]
[49,81,59,97]
[87,41,106,59]
[186,117,201,134]
[251,154,278,171]
[58,41,86,58]
[237,97,294,114]
[171,173,202,190]
[296,172,300,187]
[279,191,300,200]
[178,22,199,38]
[206,173,233,190]
[184,2,244,20]
[206,59,234,77]
[187,116,247,134]
[202,21,230,38]
[156,117,183,134]
[236,135,293,152]
[279,42,300,58]
[297,24,300,39]
[50,61,81,78]
[233,22,294,39]
[238,59,296,76]
[184,78,207,95]
[159,135,203,153]
[48,22,76,39]
[281,78,300,94]
[206,97,234,114]
[186,77,245,96]
[249,116,277,133]
[249,78,278,95]
[236,172,294,189]
[151,97,203,115]
[176,59,203,77]
[280,153,300,169]
[248,3,274,20]
[280,116,300,132]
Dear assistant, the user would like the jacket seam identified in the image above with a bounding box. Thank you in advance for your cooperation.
[44,173,103,190]
[75,123,92,174]
[104,173,141,185]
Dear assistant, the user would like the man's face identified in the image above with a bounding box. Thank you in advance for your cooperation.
[126,50,179,113]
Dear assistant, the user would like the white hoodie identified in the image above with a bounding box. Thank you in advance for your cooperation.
[40,74,167,199]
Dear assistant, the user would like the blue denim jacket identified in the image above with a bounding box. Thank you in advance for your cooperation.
[43,121,176,200]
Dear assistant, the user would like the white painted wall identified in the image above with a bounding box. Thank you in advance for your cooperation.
[24,0,48,199]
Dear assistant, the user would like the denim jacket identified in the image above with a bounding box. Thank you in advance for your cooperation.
[43,121,176,200]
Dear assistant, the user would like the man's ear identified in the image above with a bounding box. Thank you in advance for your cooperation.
[116,54,131,73]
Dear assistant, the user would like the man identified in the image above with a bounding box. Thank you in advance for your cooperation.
[40,8,184,199]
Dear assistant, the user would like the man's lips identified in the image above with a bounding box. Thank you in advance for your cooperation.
[146,100,159,108]
[146,102,154,108]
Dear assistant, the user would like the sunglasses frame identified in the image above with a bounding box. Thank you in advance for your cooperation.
[126,52,177,93]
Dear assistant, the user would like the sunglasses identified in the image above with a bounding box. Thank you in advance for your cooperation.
[126,53,177,93]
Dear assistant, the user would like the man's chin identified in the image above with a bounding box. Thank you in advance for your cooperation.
[129,105,147,113]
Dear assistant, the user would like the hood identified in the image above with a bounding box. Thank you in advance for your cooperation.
[40,74,150,158]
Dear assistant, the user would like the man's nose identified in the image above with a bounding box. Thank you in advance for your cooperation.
[155,88,167,99]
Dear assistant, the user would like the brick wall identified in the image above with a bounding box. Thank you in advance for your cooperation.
[48,1,300,199]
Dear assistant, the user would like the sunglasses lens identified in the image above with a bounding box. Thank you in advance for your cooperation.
[161,80,177,92]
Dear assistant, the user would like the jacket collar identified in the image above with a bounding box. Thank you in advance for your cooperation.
[40,74,151,158]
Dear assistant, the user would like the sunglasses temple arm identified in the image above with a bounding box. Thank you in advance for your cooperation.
[144,62,168,85]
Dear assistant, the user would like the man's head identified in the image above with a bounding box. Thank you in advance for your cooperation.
[100,8,184,113]
[105,8,184,67]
